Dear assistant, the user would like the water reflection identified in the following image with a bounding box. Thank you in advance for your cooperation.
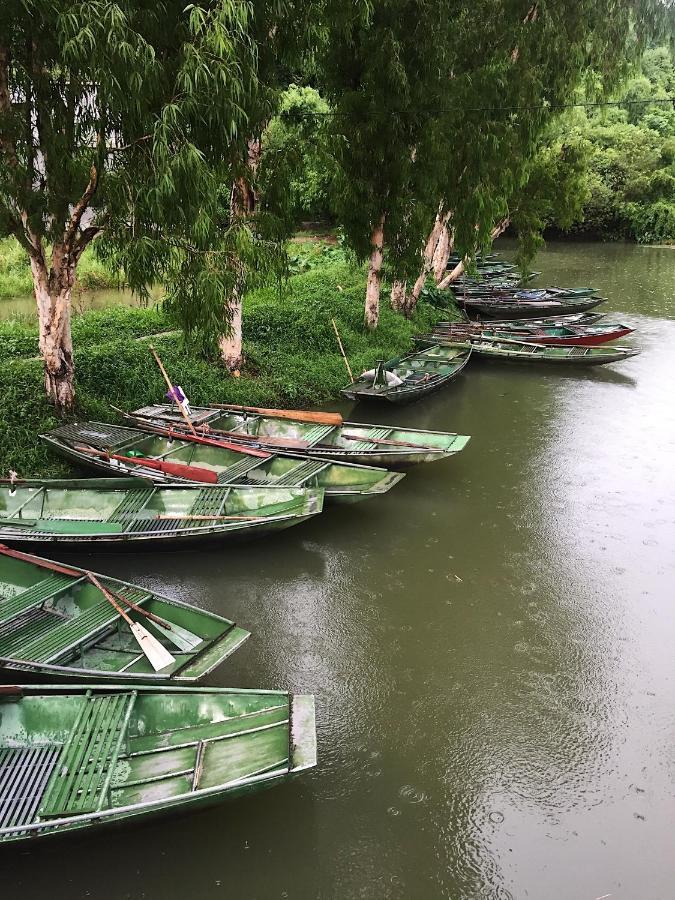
[4,242,675,899]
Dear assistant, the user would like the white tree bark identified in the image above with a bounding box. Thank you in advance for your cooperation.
[219,286,243,372]
[31,244,78,410]
[364,214,386,329]
[390,279,407,312]
[437,218,510,289]
[431,223,451,283]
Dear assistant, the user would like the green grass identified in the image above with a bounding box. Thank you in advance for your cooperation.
[0,260,460,477]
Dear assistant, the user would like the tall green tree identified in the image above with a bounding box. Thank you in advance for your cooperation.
[317,0,671,323]
[0,0,257,410]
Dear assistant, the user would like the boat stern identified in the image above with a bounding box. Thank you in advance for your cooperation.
[290,694,317,773]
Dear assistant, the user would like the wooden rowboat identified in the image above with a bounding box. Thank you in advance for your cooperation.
[458,295,606,319]
[41,422,404,504]
[0,547,249,682]
[0,477,323,547]
[426,321,634,347]
[341,344,472,404]
[440,339,640,365]
[124,405,471,468]
[0,683,316,844]
[455,311,606,327]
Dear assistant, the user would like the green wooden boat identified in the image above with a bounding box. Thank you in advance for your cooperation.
[125,405,471,468]
[41,422,404,504]
[443,339,640,365]
[0,477,323,548]
[0,683,316,844]
[0,547,249,682]
[341,344,472,404]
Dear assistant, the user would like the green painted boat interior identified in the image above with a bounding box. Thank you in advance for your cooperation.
[0,685,316,841]
[42,422,403,500]
[0,480,322,537]
[0,553,248,680]
[132,405,467,454]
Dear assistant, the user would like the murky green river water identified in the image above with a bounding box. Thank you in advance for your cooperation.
[3,242,675,898]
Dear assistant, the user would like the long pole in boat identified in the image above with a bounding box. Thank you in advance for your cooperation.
[331,318,354,382]
[149,345,197,436]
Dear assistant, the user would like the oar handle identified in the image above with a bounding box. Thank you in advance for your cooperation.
[106,586,173,632]
[86,571,133,626]
[0,544,81,578]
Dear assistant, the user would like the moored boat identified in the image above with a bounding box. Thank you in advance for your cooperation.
[441,338,639,365]
[41,422,404,504]
[0,682,316,844]
[426,321,634,347]
[123,405,471,468]
[0,546,249,682]
[0,477,324,547]
[341,344,472,404]
[458,295,606,319]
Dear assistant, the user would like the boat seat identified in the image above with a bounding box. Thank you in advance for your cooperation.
[300,424,335,445]
[0,574,76,627]
[13,601,122,663]
[48,422,141,451]
[346,426,391,451]
[216,458,262,483]
[39,691,137,817]
[273,459,327,486]
[568,346,589,356]
[188,487,230,517]
[0,745,62,831]
[108,488,157,523]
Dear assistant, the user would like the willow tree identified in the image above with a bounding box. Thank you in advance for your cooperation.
[0,0,257,410]
[318,0,672,325]
[316,1,449,328]
[412,0,674,304]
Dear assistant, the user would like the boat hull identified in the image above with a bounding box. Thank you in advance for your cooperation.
[0,479,324,548]
[127,407,470,469]
[0,685,316,845]
[341,346,472,404]
[461,296,605,319]
[40,426,404,505]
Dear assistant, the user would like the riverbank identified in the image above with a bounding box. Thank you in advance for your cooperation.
[0,260,447,477]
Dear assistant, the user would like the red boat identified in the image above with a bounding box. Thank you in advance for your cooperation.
[430,321,634,347]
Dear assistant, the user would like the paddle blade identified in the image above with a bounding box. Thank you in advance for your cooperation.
[150,620,202,652]
[130,622,176,671]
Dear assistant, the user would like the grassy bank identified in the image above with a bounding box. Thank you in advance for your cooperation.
[0,261,456,477]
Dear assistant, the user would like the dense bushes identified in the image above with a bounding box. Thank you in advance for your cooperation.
[557,47,675,243]
[0,261,443,477]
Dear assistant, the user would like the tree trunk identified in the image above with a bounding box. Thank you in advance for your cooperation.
[364,214,385,329]
[32,248,76,411]
[390,280,407,312]
[219,285,243,372]
[437,217,510,290]
[407,210,452,312]
[220,137,262,368]
[432,224,451,283]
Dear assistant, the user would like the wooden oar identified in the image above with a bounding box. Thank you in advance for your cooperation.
[149,345,196,436]
[105,586,202,652]
[210,403,343,426]
[341,433,436,450]
[74,445,219,483]
[0,545,183,661]
[87,571,175,672]
[129,416,310,450]
[159,428,272,458]
[0,544,81,576]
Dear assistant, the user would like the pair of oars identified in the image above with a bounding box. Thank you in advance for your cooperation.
[0,545,199,671]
